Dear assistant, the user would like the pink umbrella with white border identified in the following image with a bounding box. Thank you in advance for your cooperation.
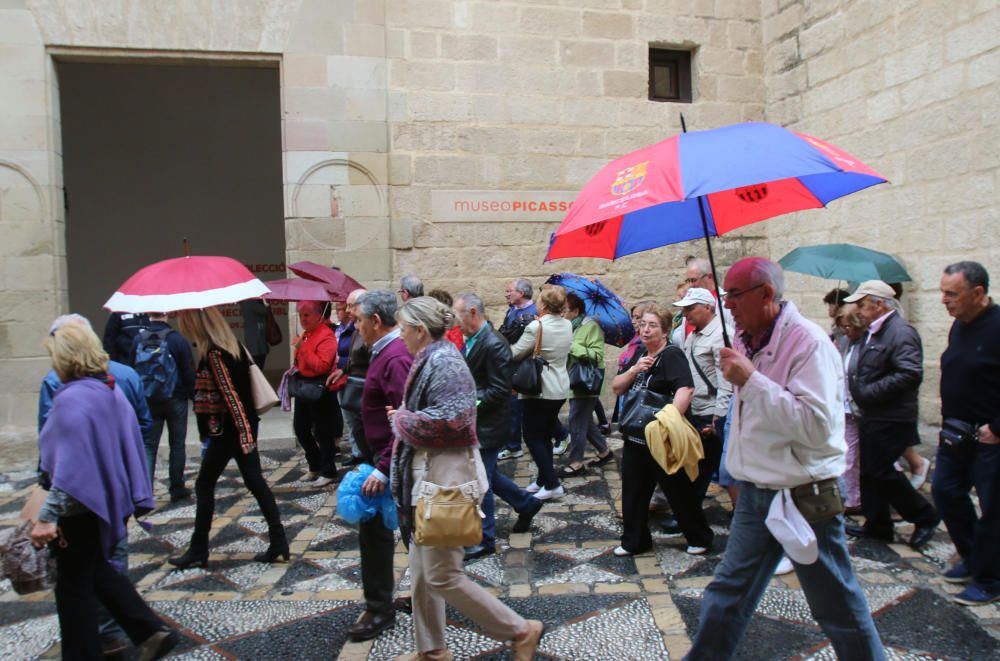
[104,256,270,313]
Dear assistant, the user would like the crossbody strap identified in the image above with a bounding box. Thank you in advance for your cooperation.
[688,346,718,397]
[533,318,544,357]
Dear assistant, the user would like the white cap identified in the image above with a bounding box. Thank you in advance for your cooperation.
[765,489,818,565]
[843,280,895,303]
[672,287,716,308]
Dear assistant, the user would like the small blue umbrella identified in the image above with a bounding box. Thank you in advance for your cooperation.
[545,273,634,347]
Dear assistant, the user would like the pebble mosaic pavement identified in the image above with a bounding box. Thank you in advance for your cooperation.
[2,438,999,660]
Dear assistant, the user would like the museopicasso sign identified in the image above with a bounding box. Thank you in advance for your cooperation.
[431,190,577,222]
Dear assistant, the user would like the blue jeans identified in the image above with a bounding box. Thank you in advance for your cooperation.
[686,482,884,661]
[479,447,540,549]
[144,396,188,496]
[932,440,1000,593]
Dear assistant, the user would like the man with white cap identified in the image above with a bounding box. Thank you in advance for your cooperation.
[672,288,732,503]
[842,280,940,549]
[686,257,882,661]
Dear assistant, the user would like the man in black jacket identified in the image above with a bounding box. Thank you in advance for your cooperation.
[454,293,544,560]
[933,262,1000,605]
[844,280,939,548]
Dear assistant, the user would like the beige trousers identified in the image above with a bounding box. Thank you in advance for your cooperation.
[409,542,526,651]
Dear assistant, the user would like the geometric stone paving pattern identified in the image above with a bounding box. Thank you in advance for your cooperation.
[1,438,999,659]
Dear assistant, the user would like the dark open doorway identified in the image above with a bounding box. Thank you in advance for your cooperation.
[57,59,288,371]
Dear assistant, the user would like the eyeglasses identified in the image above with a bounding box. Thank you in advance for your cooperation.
[684,274,707,284]
[721,284,765,301]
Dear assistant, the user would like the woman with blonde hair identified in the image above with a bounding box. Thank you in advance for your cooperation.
[510,285,573,500]
[168,307,288,568]
[31,323,179,659]
[389,296,543,661]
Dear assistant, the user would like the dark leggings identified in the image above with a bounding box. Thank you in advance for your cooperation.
[54,513,164,659]
[190,431,286,551]
[522,398,565,489]
[293,390,340,477]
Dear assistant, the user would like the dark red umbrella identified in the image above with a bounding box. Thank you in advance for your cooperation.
[288,261,364,302]
[261,278,335,302]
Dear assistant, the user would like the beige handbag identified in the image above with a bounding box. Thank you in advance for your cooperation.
[245,348,279,415]
[413,449,484,547]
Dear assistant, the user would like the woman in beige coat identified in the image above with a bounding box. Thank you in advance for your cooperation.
[389,296,544,661]
[510,285,573,501]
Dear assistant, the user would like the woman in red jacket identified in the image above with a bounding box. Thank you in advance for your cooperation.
[292,300,339,486]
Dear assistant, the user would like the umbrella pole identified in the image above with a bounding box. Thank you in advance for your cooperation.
[681,113,731,348]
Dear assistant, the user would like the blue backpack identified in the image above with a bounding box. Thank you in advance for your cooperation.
[134,329,179,402]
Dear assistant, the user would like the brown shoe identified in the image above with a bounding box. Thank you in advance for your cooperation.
[511,619,544,661]
[392,650,453,661]
[348,610,396,642]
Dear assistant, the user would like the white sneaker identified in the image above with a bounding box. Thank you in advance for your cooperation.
[686,545,708,555]
[910,456,931,490]
[535,485,565,501]
[774,556,795,575]
[525,482,541,494]
[312,476,335,488]
[498,448,524,460]
[553,439,570,456]
[613,545,633,557]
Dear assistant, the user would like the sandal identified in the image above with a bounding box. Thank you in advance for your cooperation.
[589,452,615,467]
[559,464,587,477]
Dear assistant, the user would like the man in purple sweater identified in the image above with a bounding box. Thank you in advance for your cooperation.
[349,289,413,642]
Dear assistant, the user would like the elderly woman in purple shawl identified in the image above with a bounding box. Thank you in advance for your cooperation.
[387,296,543,661]
[30,323,179,660]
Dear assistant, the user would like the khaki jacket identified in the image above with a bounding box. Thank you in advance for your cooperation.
[646,405,703,481]
[510,314,573,400]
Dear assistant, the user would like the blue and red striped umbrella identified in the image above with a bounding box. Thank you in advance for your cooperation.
[545,122,887,261]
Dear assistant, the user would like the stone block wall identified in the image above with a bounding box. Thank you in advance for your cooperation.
[761,0,1000,423]
[385,0,769,326]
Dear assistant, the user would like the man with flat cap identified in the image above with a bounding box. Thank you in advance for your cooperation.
[843,280,940,548]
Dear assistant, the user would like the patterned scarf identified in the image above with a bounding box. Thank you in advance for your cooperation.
[390,340,479,537]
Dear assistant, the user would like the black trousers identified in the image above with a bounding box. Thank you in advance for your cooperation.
[352,412,396,615]
[54,513,164,659]
[858,419,938,536]
[191,430,286,551]
[293,391,340,477]
[621,440,714,551]
[689,414,724,500]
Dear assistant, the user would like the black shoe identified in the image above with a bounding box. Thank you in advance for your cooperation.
[101,637,130,656]
[254,544,290,563]
[909,521,939,549]
[168,548,208,569]
[660,518,683,536]
[844,523,893,542]
[463,544,495,562]
[344,456,364,467]
[138,628,179,661]
[599,424,612,435]
[512,497,544,534]
[348,610,396,642]
[169,488,192,503]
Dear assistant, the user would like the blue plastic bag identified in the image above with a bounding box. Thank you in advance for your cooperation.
[336,463,398,530]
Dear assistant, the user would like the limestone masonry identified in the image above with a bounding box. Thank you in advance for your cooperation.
[0,0,997,443]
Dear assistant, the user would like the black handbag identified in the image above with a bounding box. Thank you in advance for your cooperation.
[940,417,978,449]
[511,321,546,396]
[619,355,671,439]
[569,360,604,395]
[287,372,327,401]
[340,375,365,412]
